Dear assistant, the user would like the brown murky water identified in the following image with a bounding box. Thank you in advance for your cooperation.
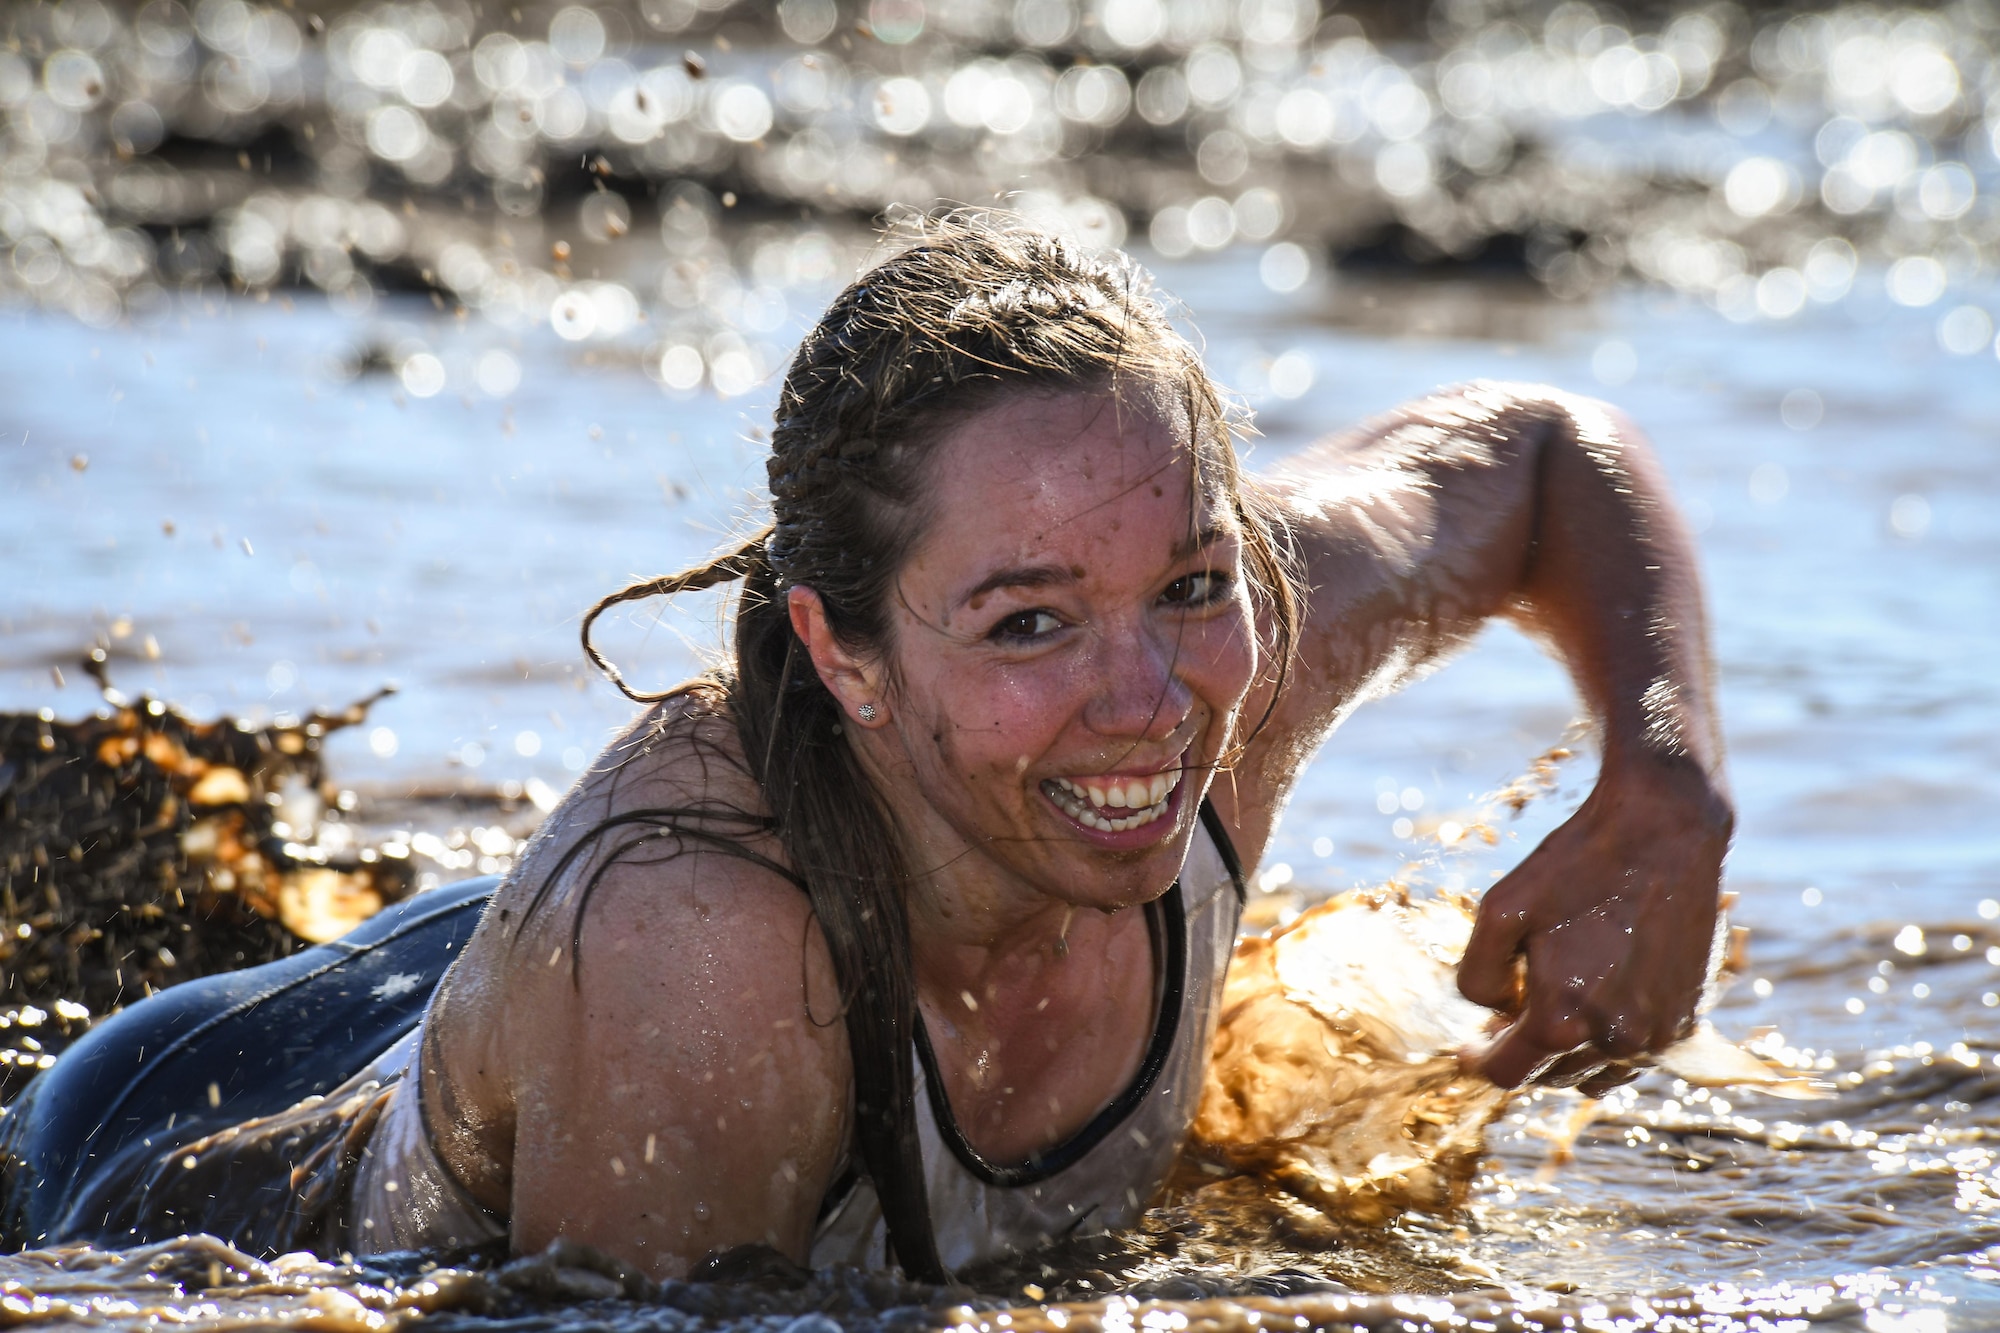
[0,1023,1988,1330]
[2,781,1994,1330]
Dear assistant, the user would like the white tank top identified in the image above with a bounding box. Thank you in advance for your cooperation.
[810,817,1244,1272]
[349,812,1245,1272]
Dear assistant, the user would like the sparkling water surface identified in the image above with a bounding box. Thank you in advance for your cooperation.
[3,252,1998,1327]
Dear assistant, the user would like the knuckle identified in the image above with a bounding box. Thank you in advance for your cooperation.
[1457,968,1514,1011]
[1456,972,1497,1003]
[1481,870,1541,914]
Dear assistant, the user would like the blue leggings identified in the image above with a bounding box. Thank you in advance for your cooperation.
[0,876,498,1250]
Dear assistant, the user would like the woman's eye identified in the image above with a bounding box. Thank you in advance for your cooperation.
[1163,571,1232,606]
[992,610,1063,642]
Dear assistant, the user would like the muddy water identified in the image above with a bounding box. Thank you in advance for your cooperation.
[4,247,1999,1326]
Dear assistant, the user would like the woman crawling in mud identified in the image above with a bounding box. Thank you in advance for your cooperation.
[1,220,1731,1281]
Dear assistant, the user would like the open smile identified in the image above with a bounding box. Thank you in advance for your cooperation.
[1039,761,1185,834]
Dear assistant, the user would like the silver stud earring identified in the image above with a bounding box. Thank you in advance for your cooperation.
[857,702,879,724]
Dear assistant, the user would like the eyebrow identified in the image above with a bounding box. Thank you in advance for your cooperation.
[957,523,1232,609]
[960,563,1076,607]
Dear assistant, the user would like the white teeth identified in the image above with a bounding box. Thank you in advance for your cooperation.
[1041,766,1185,834]
[1055,778,1107,808]
[1077,806,1160,833]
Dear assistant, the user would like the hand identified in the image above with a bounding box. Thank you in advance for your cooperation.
[1457,756,1733,1094]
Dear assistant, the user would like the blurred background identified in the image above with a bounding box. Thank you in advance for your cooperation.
[0,0,1995,950]
[3,0,2000,1306]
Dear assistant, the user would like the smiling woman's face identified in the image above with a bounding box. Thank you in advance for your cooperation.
[870,385,1260,911]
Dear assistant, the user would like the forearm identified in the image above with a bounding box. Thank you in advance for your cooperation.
[1249,383,1731,1080]
[1509,393,1727,792]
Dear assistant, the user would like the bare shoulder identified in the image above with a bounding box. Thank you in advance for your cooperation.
[1264,380,1595,494]
[500,797,851,1273]
[446,684,788,996]
[1247,381,1587,618]
[421,692,852,1270]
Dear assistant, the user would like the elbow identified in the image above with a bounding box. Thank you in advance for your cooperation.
[1454,380,1651,469]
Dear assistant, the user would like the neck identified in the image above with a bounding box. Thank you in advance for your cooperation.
[909,882,1130,1015]
[846,732,1169,1009]
[845,721,1193,1162]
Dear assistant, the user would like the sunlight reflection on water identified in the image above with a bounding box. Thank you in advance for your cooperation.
[4,0,2000,1323]
[4,252,1997,1322]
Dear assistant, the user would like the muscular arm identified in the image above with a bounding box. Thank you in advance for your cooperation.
[1216,381,1732,1087]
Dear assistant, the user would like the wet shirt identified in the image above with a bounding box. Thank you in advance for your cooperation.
[348,1028,507,1253]
[344,818,1243,1272]
[338,815,1244,1270]
[809,823,1244,1272]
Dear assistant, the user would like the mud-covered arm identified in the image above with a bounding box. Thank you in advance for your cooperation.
[1216,380,1733,1088]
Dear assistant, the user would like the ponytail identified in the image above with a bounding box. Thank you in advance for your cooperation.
[580,529,774,705]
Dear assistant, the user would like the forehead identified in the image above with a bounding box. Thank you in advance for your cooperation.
[907,386,1229,589]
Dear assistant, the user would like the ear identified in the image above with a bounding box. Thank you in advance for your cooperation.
[787,586,891,727]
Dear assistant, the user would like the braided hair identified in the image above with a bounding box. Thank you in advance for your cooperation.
[559,216,1300,1280]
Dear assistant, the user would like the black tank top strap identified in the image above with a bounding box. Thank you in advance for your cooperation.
[912,881,1186,1188]
[1197,797,1249,906]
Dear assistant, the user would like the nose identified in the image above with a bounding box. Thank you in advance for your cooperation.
[1080,621,1194,745]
